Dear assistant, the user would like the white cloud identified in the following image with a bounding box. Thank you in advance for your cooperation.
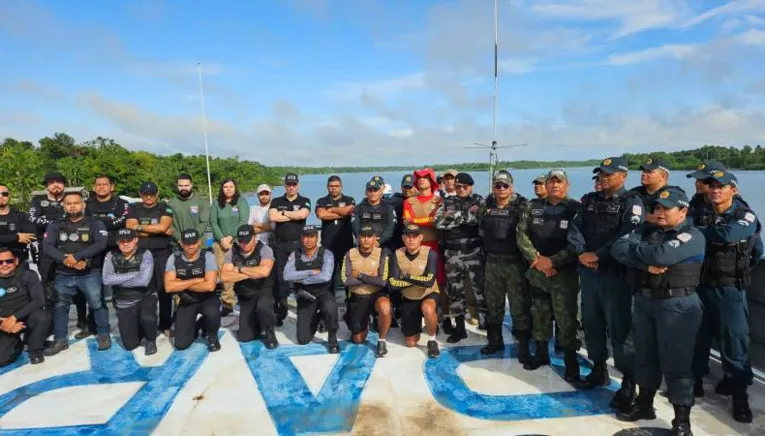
[498,58,538,74]
[683,0,765,28]
[606,44,698,65]
[738,28,765,45]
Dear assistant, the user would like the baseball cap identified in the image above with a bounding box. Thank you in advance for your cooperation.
[686,160,726,179]
[302,225,319,236]
[532,174,547,184]
[704,169,738,187]
[256,184,272,194]
[44,172,66,184]
[359,225,376,237]
[653,187,690,209]
[401,174,414,188]
[366,179,382,190]
[371,175,385,184]
[236,225,255,243]
[116,228,136,242]
[180,228,201,245]
[593,157,629,174]
[640,157,670,173]
[284,173,299,184]
[455,172,474,186]
[493,170,513,184]
[402,224,422,236]
[442,169,458,178]
[546,169,568,182]
[139,181,159,195]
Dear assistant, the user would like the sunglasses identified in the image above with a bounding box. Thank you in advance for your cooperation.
[0,192,9,197]
[494,184,510,190]
[0,259,15,265]
[258,192,271,195]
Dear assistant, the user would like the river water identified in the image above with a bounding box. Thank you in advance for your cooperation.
[246,168,765,226]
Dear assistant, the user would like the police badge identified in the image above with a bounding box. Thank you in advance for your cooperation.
[82,233,89,242]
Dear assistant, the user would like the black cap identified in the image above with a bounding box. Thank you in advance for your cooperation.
[284,173,299,184]
[139,181,159,195]
[402,224,421,236]
[686,160,726,179]
[181,228,201,245]
[653,187,690,209]
[366,179,382,190]
[640,157,670,172]
[593,157,629,174]
[236,225,255,243]
[455,172,474,186]
[302,225,318,236]
[359,225,376,237]
[116,228,137,242]
[371,175,385,184]
[401,174,414,188]
[704,169,738,187]
[44,172,66,184]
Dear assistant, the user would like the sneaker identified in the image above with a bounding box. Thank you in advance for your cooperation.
[74,330,93,340]
[29,352,45,365]
[208,334,221,352]
[144,340,158,356]
[376,341,388,357]
[427,340,440,358]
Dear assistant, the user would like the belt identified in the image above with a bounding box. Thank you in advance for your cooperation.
[638,287,695,299]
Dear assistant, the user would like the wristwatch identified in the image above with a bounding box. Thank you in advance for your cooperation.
[136,225,143,232]
[281,210,285,216]
[238,266,243,273]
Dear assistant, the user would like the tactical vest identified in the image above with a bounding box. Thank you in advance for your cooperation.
[0,210,27,257]
[480,196,525,256]
[0,270,31,317]
[56,217,101,271]
[441,195,481,250]
[579,190,637,270]
[32,195,64,225]
[528,198,579,260]
[348,247,384,296]
[231,242,272,298]
[689,194,713,226]
[111,249,153,300]
[357,202,388,238]
[406,196,440,242]
[634,226,703,290]
[395,247,438,300]
[702,207,758,289]
[174,254,209,304]
[293,247,331,295]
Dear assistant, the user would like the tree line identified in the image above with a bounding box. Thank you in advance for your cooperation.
[0,133,282,208]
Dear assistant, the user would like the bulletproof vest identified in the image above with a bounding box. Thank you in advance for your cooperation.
[441,195,481,248]
[56,217,101,271]
[0,270,31,317]
[702,206,757,289]
[0,210,27,258]
[634,226,703,290]
[231,242,273,298]
[579,190,635,252]
[528,198,579,259]
[131,203,171,252]
[406,196,440,242]
[689,194,713,226]
[348,247,383,296]
[174,254,208,304]
[357,202,388,238]
[293,247,331,294]
[480,196,525,255]
[111,249,153,300]
[395,247,438,300]
[87,197,125,246]
[32,195,64,222]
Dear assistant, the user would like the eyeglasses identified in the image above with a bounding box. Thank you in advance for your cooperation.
[0,259,15,265]
[494,184,510,190]
[0,192,9,197]
[455,185,469,190]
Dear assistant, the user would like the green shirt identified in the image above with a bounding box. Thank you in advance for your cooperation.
[210,197,250,241]
[167,194,211,243]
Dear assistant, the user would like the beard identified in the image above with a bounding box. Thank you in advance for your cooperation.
[67,211,84,219]
[178,189,192,199]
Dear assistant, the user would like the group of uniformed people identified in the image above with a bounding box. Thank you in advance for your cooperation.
[0,158,760,434]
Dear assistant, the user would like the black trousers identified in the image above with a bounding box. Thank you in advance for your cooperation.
[237,292,276,342]
[151,250,173,331]
[272,241,300,322]
[0,309,50,366]
[174,295,220,350]
[115,294,159,351]
[296,290,339,345]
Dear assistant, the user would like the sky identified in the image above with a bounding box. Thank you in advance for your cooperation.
[1,0,764,167]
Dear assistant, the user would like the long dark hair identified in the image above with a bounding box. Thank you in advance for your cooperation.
[217,178,240,209]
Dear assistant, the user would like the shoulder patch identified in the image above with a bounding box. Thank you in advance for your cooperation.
[632,205,642,215]
[676,233,692,243]
[744,212,755,223]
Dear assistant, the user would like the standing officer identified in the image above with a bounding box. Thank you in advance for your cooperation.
[388,174,416,252]
[220,225,278,349]
[342,225,391,357]
[283,225,339,353]
[477,170,531,362]
[685,160,726,226]
[630,158,671,224]
[315,175,356,292]
[126,182,174,337]
[101,229,157,356]
[611,186,704,436]
[532,175,547,199]
[268,173,311,326]
[167,174,210,253]
[0,247,49,366]
[434,172,485,343]
[516,169,581,378]
[692,170,758,423]
[164,229,220,352]
[43,192,111,356]
[568,156,644,412]
[353,179,395,248]
[0,185,36,262]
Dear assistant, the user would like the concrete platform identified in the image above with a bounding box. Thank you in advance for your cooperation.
[0,305,763,436]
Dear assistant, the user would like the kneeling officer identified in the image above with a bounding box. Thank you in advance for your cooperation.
[164,229,221,352]
[221,225,278,349]
[611,187,704,436]
[0,247,49,366]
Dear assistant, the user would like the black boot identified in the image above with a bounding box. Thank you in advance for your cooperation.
[480,324,505,355]
[327,332,340,354]
[670,405,693,436]
[563,349,581,382]
[578,360,609,389]
[523,341,550,371]
[732,383,753,423]
[447,316,468,343]
[264,328,278,350]
[715,376,734,396]
[441,317,453,335]
[616,388,656,422]
[44,339,69,356]
[207,333,221,352]
[693,377,704,397]
[610,374,637,413]
[144,340,158,356]
[516,336,531,365]
[376,340,388,357]
[427,340,440,358]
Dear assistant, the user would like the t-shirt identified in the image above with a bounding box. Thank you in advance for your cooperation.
[223,245,275,264]
[165,251,218,273]
[315,194,355,252]
[269,194,311,243]
[127,202,173,252]
[248,204,274,245]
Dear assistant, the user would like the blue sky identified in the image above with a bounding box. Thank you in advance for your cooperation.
[1,0,764,166]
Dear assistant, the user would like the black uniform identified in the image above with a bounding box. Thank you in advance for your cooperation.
[86,196,129,249]
[0,209,35,260]
[0,267,50,366]
[315,194,355,288]
[170,251,220,350]
[269,194,311,319]
[227,243,276,342]
[352,200,395,247]
[127,202,173,331]
[386,193,407,251]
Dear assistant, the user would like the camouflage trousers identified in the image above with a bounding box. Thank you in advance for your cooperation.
[484,254,531,338]
[444,247,485,317]
[526,266,580,350]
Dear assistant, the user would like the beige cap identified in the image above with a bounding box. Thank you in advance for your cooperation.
[546,169,568,182]
[442,169,459,178]
[256,184,272,193]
